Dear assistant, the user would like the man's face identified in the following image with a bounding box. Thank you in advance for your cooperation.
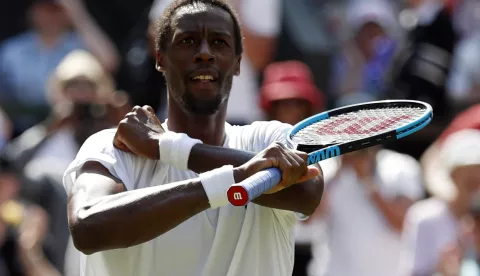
[452,165,480,196]
[356,22,386,60]
[31,2,69,35]
[157,3,241,115]
[269,99,312,125]
[63,78,98,104]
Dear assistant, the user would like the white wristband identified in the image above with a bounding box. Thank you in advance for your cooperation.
[158,132,203,170]
[199,165,235,209]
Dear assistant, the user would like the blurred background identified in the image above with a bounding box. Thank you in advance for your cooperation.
[1,0,480,275]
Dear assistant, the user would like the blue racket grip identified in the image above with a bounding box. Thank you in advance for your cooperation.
[227,168,282,206]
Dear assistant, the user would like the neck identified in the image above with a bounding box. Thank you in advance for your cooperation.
[166,98,228,146]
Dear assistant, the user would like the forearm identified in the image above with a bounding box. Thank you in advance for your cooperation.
[61,1,120,72]
[188,144,323,215]
[70,178,209,254]
[18,249,61,276]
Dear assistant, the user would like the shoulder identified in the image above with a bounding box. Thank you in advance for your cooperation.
[228,121,293,151]
[405,198,448,228]
[64,128,145,194]
[232,120,292,138]
[0,32,35,57]
[77,128,117,156]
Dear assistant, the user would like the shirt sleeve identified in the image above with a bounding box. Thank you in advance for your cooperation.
[62,129,141,195]
[239,0,281,36]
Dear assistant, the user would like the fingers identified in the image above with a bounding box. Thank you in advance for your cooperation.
[263,143,315,192]
[296,166,320,183]
[125,105,155,119]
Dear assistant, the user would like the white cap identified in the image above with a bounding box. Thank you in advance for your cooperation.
[425,129,480,200]
[47,50,114,105]
[440,129,480,172]
[346,0,397,35]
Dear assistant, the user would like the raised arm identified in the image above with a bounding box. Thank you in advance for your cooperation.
[188,144,324,216]
[113,106,323,216]
[68,161,210,255]
[68,142,317,255]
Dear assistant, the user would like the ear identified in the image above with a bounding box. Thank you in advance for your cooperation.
[234,55,241,76]
[156,51,166,72]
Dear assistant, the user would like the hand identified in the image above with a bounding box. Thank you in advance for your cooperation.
[113,105,165,159]
[18,206,49,253]
[234,142,320,194]
[436,244,464,276]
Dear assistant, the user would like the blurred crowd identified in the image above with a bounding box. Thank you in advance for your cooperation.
[0,0,480,275]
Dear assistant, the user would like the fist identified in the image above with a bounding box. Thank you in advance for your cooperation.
[113,105,165,159]
[236,142,320,194]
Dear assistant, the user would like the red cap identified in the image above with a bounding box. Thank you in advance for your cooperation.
[259,61,324,112]
[438,104,480,144]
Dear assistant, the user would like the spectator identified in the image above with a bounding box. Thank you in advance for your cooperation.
[2,50,130,273]
[447,33,480,111]
[421,104,480,200]
[0,157,60,276]
[271,0,342,108]
[149,0,282,125]
[259,60,324,125]
[386,0,459,158]
[330,0,398,107]
[398,129,480,276]
[258,60,325,276]
[0,0,117,135]
[309,146,424,276]
[435,198,480,275]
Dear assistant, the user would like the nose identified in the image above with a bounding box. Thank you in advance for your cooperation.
[194,39,215,63]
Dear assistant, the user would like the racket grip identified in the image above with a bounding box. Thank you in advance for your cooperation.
[227,168,282,206]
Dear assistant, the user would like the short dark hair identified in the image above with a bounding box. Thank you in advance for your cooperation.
[153,0,243,56]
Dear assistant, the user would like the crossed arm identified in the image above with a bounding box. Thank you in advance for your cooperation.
[68,143,324,255]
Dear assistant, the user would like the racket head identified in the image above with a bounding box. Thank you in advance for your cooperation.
[287,100,433,162]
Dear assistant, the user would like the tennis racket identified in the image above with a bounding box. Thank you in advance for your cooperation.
[227,100,433,206]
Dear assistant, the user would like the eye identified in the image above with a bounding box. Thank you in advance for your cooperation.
[181,38,195,44]
[214,39,227,45]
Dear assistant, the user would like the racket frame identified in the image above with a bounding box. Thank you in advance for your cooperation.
[227,100,433,206]
[287,100,433,165]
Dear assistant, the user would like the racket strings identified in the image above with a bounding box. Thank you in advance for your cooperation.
[292,107,425,145]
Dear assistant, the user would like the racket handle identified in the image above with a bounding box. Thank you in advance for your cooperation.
[227,168,282,206]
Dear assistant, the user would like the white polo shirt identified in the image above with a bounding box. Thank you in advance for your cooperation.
[63,120,300,276]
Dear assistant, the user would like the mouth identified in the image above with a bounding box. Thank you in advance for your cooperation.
[190,75,217,83]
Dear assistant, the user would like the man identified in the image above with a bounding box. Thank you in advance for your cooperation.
[309,146,424,276]
[62,1,324,276]
[259,60,324,125]
[330,0,397,107]
[149,0,282,125]
[398,129,480,276]
[0,0,117,135]
[3,50,128,273]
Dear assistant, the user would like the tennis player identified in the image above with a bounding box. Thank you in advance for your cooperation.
[62,0,324,275]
